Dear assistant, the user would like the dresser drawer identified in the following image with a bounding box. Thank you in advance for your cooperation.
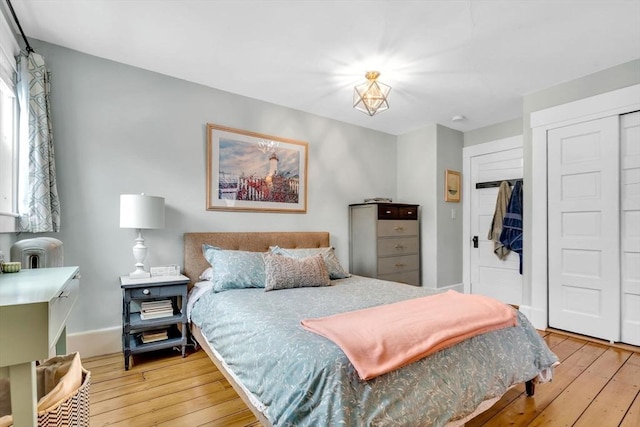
[49,277,80,347]
[398,206,418,220]
[377,237,419,257]
[377,220,418,237]
[129,284,185,299]
[377,205,398,219]
[378,270,420,286]
[376,204,419,220]
[378,254,419,275]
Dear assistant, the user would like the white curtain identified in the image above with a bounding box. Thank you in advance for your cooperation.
[16,52,60,232]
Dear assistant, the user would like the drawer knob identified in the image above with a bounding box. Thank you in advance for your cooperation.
[394,226,404,231]
[407,211,413,215]
[395,244,404,249]
[395,263,406,268]
[142,289,150,295]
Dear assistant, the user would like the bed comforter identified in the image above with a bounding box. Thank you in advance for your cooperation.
[189,275,558,427]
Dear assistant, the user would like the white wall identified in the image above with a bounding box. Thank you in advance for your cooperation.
[20,40,397,342]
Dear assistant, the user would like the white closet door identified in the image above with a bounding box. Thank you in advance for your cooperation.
[548,116,620,341]
[470,148,523,304]
[621,111,640,346]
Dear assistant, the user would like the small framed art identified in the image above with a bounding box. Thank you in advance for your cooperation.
[206,124,308,213]
[445,169,461,203]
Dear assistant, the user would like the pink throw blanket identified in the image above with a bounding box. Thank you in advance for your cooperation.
[301,290,517,380]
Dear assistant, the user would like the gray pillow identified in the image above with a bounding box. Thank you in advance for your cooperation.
[269,246,350,279]
[263,253,331,291]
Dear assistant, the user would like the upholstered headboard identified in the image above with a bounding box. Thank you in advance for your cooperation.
[183,232,330,287]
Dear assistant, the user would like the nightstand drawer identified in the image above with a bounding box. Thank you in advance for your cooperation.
[378,237,419,257]
[377,220,418,237]
[129,284,185,299]
[378,254,419,275]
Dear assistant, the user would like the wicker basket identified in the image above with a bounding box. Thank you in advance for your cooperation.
[36,368,90,427]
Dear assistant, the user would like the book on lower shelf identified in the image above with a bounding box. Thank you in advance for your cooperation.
[140,299,174,320]
[140,329,168,344]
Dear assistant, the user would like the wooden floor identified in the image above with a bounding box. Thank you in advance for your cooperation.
[84,330,639,426]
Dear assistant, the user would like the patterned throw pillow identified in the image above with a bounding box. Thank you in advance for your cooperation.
[263,253,331,291]
[269,246,350,279]
[202,245,266,292]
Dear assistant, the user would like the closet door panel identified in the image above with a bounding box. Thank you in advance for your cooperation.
[621,111,640,346]
[548,116,620,342]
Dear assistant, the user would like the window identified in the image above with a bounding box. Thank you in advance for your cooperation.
[0,11,20,232]
[0,79,17,213]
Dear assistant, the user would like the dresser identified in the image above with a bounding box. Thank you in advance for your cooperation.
[0,266,80,427]
[349,203,420,286]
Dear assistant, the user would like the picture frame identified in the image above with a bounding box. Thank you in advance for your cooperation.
[206,124,308,213]
[445,169,461,203]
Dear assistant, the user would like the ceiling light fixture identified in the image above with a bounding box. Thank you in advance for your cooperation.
[353,71,391,116]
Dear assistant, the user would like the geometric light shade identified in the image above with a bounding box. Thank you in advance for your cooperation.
[353,71,391,116]
[119,194,165,229]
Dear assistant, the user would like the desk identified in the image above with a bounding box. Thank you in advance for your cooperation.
[0,266,80,427]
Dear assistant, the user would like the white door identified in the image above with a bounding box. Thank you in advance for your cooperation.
[469,147,523,305]
[548,116,620,342]
[621,111,640,346]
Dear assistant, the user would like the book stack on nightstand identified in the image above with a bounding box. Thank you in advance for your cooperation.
[141,329,169,344]
[120,274,190,370]
[140,300,173,320]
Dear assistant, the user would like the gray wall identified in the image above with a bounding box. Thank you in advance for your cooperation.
[435,125,463,286]
[397,125,437,287]
[396,124,463,288]
[0,234,15,260]
[463,118,523,147]
[23,40,398,334]
[10,40,635,340]
[520,58,640,305]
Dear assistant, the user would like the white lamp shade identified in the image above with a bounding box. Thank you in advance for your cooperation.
[119,194,165,229]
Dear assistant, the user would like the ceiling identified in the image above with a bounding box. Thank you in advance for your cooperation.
[7,0,640,135]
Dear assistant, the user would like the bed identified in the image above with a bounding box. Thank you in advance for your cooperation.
[184,232,558,427]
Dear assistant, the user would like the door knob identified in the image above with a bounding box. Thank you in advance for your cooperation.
[472,236,479,248]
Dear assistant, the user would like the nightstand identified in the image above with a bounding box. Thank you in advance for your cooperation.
[120,274,190,370]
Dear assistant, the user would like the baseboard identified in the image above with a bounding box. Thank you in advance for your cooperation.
[437,282,464,293]
[545,328,640,353]
[519,305,547,331]
[67,326,121,358]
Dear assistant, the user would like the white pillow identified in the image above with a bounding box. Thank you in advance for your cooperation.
[199,267,213,281]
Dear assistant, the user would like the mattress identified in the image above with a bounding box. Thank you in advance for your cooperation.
[189,275,558,427]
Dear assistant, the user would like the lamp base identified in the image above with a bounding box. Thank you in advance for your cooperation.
[129,230,151,279]
[129,269,151,279]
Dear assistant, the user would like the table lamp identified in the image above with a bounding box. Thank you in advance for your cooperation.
[120,194,165,278]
